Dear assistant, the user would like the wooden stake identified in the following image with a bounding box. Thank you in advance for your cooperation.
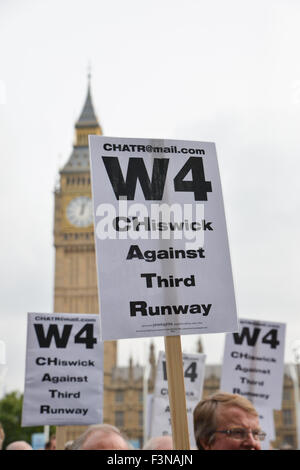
[56,426,67,450]
[164,335,190,450]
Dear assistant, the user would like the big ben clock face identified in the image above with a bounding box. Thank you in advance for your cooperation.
[66,196,93,227]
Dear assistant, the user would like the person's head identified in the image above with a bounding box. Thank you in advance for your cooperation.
[48,434,56,450]
[71,424,130,450]
[45,434,56,450]
[64,440,74,450]
[143,435,173,450]
[193,392,265,450]
[0,423,5,450]
[6,441,32,450]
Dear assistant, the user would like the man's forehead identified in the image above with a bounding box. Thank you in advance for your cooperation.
[216,404,260,427]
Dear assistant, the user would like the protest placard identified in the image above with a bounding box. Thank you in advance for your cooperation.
[22,313,103,426]
[89,136,238,340]
[256,406,276,450]
[150,351,206,448]
[220,318,286,409]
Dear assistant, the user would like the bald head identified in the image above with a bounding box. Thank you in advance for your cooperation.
[6,441,32,450]
[72,424,130,450]
[143,435,173,450]
[81,430,129,450]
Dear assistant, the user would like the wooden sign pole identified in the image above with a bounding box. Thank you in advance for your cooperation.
[164,335,190,450]
[56,426,67,450]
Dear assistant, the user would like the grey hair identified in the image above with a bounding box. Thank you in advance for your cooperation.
[71,424,129,450]
[143,435,173,450]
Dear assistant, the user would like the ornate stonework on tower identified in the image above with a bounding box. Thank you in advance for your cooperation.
[53,78,117,448]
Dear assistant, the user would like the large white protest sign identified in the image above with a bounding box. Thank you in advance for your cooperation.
[150,351,206,447]
[220,318,286,410]
[22,313,103,426]
[89,136,238,340]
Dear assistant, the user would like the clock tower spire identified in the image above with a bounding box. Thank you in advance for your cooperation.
[74,72,102,147]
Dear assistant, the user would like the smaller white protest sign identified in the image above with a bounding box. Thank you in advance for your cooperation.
[22,313,103,426]
[145,393,154,441]
[150,351,206,447]
[220,318,286,410]
[256,406,275,450]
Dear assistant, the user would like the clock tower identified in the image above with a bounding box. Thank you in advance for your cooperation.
[53,78,117,448]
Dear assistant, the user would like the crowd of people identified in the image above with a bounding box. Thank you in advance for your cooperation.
[0,391,275,451]
[0,424,56,451]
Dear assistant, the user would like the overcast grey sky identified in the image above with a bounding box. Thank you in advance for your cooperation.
[0,0,300,393]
